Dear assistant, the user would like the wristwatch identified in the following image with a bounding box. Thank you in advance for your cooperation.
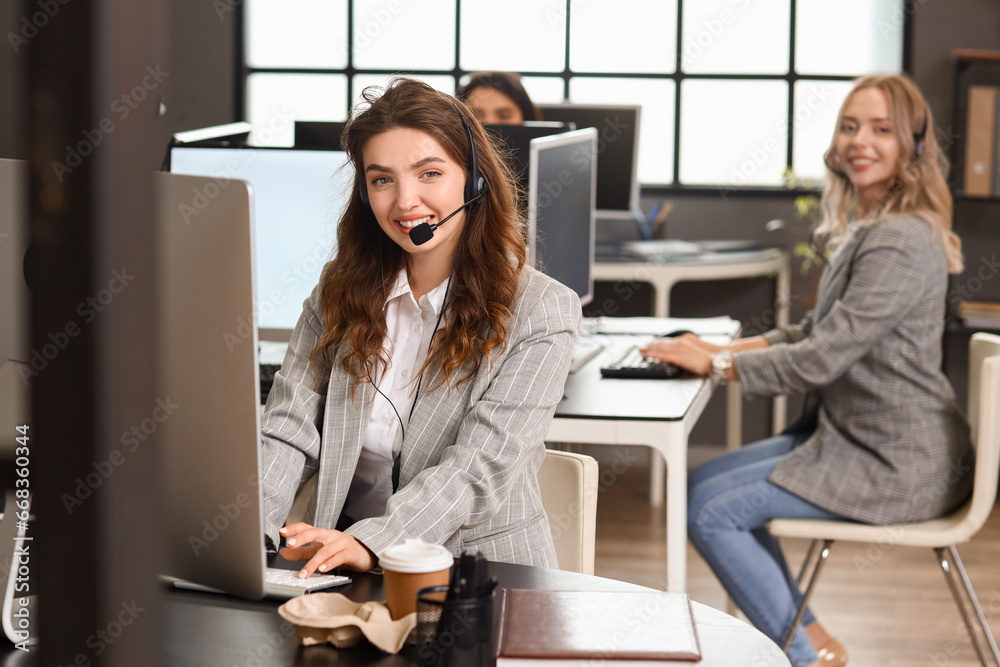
[710,350,734,383]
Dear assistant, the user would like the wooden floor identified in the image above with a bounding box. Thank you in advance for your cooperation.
[593,462,1000,667]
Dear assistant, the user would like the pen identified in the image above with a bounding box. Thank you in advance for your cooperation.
[647,203,659,225]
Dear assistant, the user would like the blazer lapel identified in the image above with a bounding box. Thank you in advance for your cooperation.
[397,363,474,490]
[814,227,869,319]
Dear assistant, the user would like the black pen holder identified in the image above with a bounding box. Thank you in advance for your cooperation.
[415,585,493,667]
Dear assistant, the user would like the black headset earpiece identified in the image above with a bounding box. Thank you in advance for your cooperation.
[359,177,370,207]
[454,102,488,203]
[914,117,928,158]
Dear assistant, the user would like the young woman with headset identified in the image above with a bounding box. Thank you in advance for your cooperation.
[641,73,974,667]
[259,78,580,578]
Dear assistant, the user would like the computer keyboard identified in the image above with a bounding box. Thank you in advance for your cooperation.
[265,567,351,595]
[600,346,681,379]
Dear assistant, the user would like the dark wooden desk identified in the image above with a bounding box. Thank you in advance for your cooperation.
[163,558,790,666]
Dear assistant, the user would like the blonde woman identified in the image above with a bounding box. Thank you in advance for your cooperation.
[641,73,973,667]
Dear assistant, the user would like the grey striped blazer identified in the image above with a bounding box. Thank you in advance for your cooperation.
[738,214,974,525]
[260,265,580,566]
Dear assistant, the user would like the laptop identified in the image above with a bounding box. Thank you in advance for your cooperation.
[154,172,350,599]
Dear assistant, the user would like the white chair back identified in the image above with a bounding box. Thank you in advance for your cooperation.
[537,449,599,575]
[964,332,1000,537]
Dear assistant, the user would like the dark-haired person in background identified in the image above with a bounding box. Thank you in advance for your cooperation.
[260,78,580,578]
[458,71,541,125]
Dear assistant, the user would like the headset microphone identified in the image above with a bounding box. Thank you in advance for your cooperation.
[409,191,485,246]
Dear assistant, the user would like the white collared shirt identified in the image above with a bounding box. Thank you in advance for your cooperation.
[342,268,450,523]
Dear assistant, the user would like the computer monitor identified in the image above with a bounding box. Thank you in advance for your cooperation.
[484,121,575,199]
[294,121,347,150]
[169,146,352,342]
[172,122,252,148]
[537,104,640,220]
[527,128,597,308]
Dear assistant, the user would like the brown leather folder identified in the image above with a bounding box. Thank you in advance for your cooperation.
[496,589,702,664]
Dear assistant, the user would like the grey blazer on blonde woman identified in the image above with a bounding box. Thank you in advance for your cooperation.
[737,214,974,526]
[259,265,580,566]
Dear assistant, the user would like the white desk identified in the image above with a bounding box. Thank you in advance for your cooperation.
[547,324,739,594]
[593,249,792,507]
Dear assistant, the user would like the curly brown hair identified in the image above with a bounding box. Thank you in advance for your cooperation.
[310,78,527,397]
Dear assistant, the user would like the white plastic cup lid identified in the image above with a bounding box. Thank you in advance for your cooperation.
[379,538,454,573]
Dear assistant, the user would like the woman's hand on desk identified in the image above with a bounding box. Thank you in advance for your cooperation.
[279,523,376,577]
[640,334,769,379]
[640,334,716,376]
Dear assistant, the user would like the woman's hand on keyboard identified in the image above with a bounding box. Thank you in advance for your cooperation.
[639,335,714,376]
[279,523,376,578]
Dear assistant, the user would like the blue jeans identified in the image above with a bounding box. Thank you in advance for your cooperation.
[687,432,845,667]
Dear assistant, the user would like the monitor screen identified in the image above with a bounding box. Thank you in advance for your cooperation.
[294,121,347,150]
[169,146,353,341]
[484,121,574,201]
[528,128,597,308]
[537,104,640,219]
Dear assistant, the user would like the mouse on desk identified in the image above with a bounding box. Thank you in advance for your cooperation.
[660,329,694,338]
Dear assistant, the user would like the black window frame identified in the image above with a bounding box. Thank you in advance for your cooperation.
[235,0,913,198]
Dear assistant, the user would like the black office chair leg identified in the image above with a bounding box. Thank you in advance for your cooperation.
[795,539,819,585]
[936,546,1000,667]
[782,539,834,653]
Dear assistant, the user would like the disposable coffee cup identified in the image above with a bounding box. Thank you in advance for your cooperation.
[379,538,454,620]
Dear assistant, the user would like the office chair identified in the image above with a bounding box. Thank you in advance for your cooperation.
[768,332,1000,666]
[537,449,599,575]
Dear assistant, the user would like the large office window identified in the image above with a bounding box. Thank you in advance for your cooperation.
[241,0,905,189]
